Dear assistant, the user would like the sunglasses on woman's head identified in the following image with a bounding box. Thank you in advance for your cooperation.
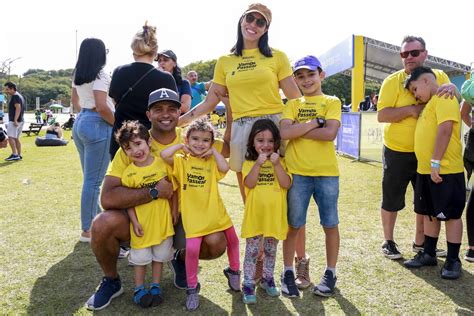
[245,13,267,28]
[400,49,425,58]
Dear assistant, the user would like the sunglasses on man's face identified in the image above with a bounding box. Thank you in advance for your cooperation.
[245,13,267,28]
[400,49,425,59]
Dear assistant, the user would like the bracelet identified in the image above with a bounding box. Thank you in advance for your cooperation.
[430,161,440,168]
[430,159,440,164]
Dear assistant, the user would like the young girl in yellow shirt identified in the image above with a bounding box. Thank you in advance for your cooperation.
[161,119,240,311]
[241,119,291,304]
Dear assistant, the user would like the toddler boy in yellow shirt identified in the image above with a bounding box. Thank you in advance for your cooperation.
[115,120,176,307]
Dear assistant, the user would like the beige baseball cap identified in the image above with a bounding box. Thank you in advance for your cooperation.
[243,3,272,25]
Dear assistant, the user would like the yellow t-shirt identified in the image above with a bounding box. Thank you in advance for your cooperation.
[213,48,293,120]
[107,128,183,178]
[282,95,341,176]
[414,96,463,174]
[121,156,175,249]
[172,154,233,238]
[241,159,290,240]
[210,113,219,125]
[378,69,450,152]
[106,127,224,179]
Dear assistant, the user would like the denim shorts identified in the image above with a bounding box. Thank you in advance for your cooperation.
[287,175,339,228]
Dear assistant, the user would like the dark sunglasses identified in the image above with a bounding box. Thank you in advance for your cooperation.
[400,49,425,58]
[245,13,267,28]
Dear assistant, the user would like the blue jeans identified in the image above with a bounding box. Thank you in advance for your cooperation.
[72,109,112,231]
[287,175,339,228]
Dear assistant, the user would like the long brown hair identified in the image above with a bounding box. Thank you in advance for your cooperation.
[245,119,281,160]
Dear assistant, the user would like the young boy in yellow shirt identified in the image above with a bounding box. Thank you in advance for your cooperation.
[280,55,341,297]
[403,66,465,279]
[114,120,176,307]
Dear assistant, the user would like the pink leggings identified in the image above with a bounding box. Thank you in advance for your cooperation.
[185,226,240,289]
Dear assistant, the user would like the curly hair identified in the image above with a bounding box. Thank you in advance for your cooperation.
[115,120,150,149]
[185,118,215,143]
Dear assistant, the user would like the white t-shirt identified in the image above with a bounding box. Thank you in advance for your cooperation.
[72,69,115,112]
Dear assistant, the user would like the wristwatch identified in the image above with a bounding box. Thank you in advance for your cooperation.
[149,187,159,200]
[316,117,326,128]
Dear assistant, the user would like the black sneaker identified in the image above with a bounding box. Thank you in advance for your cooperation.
[412,242,447,257]
[168,249,187,289]
[464,249,474,262]
[85,276,124,311]
[281,270,299,297]
[4,154,14,161]
[382,240,402,260]
[5,154,21,161]
[313,270,337,297]
[404,251,437,268]
[441,259,462,279]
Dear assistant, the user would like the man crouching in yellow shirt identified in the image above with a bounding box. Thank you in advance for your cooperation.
[403,66,465,280]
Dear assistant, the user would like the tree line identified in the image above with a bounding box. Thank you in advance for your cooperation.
[1,61,380,110]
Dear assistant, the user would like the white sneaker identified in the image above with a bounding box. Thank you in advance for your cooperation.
[79,235,91,243]
[118,246,129,259]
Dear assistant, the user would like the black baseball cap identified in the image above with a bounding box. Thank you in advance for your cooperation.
[148,88,181,109]
[155,49,177,62]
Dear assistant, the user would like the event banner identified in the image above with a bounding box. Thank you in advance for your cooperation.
[337,113,360,158]
[359,112,383,162]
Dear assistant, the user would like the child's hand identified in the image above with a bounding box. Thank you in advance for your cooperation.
[133,223,144,237]
[171,208,180,225]
[269,152,280,165]
[430,167,443,184]
[200,148,214,159]
[256,153,267,166]
[183,144,191,155]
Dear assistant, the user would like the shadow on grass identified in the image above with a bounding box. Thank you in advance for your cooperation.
[0,160,17,168]
[287,287,360,315]
[397,259,474,313]
[229,286,292,314]
[27,243,229,314]
[27,242,102,314]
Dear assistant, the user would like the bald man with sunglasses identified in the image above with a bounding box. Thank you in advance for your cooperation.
[377,35,461,260]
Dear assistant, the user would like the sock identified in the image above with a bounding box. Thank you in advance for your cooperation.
[284,266,294,273]
[446,241,461,262]
[423,235,438,257]
[326,266,336,277]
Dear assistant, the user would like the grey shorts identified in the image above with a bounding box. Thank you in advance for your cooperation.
[229,113,284,172]
[7,121,24,138]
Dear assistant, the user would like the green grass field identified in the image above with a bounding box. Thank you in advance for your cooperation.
[1,130,473,314]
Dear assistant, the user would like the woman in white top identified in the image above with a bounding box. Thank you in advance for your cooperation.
[71,38,115,242]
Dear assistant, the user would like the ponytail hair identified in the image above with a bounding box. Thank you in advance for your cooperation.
[131,21,158,57]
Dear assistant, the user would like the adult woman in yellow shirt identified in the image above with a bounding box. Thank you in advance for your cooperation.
[179,3,300,200]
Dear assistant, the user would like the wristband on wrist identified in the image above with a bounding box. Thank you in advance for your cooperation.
[430,159,440,168]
